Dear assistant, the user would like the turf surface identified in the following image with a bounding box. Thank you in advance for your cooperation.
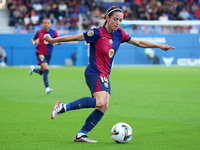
[0,66,199,150]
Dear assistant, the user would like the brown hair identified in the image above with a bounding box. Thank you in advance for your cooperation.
[99,6,123,25]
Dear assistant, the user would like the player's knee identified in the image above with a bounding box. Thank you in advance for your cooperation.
[96,98,106,108]
[97,104,108,113]
[96,100,109,112]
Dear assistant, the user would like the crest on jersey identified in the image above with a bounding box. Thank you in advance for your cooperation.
[87,30,94,37]
[39,54,44,61]
[104,82,108,88]
[109,39,113,44]
[109,49,115,58]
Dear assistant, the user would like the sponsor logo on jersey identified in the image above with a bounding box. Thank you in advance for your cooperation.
[109,49,115,58]
[87,30,94,37]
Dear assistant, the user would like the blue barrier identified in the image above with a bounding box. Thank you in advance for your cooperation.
[0,33,199,66]
[0,34,88,66]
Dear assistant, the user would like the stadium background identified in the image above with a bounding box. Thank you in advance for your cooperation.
[0,0,200,66]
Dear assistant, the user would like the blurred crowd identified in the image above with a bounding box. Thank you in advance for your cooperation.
[7,0,200,34]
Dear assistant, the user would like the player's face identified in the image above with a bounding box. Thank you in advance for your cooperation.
[43,20,51,32]
[107,12,123,32]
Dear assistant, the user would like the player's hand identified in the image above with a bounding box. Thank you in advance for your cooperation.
[159,44,175,51]
[32,39,38,46]
[32,41,37,46]
[44,34,53,43]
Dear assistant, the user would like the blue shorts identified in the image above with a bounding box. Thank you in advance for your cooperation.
[85,75,111,96]
[36,53,51,65]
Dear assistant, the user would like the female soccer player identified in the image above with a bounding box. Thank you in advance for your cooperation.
[30,19,61,95]
[44,6,175,142]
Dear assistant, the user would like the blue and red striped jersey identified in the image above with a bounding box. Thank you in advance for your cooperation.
[34,29,59,56]
[83,26,131,78]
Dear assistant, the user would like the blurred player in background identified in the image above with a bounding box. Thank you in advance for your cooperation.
[0,45,7,67]
[44,6,175,142]
[30,19,61,95]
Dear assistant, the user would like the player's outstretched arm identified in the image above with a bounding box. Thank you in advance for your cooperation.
[127,37,175,51]
[44,33,85,44]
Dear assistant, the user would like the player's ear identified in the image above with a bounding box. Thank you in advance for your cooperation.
[106,15,110,21]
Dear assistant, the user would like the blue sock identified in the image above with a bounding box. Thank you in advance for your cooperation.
[65,97,96,111]
[79,109,104,134]
[33,69,43,75]
[43,69,49,88]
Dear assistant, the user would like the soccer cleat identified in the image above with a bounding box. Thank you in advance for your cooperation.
[46,87,53,95]
[50,101,64,119]
[29,65,34,75]
[74,134,97,143]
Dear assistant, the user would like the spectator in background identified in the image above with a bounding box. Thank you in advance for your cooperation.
[28,24,34,33]
[82,13,92,30]
[194,6,200,19]
[39,12,48,24]
[20,25,28,34]
[49,13,57,26]
[32,1,43,13]
[159,12,169,21]
[43,1,52,16]
[51,3,59,19]
[189,26,198,34]
[130,1,139,19]
[85,7,92,18]
[191,2,198,13]
[91,7,101,19]
[23,14,31,26]
[122,2,131,14]
[156,6,164,18]
[99,2,106,14]
[6,0,200,33]
[64,16,71,30]
[170,6,179,20]
[30,9,39,25]
[56,24,64,35]
[137,1,146,19]
[0,45,7,66]
[18,3,28,15]
[58,0,68,17]
[12,6,21,23]
[142,25,148,33]
[181,26,190,33]
[70,13,79,30]
[57,16,65,27]
[179,7,190,20]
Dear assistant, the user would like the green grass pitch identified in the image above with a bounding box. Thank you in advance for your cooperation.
[0,66,200,150]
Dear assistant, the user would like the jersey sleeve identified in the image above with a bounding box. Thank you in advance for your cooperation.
[54,30,60,38]
[34,31,39,39]
[119,28,131,43]
[83,28,100,43]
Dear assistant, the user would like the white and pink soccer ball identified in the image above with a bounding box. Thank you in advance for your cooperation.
[111,122,133,143]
